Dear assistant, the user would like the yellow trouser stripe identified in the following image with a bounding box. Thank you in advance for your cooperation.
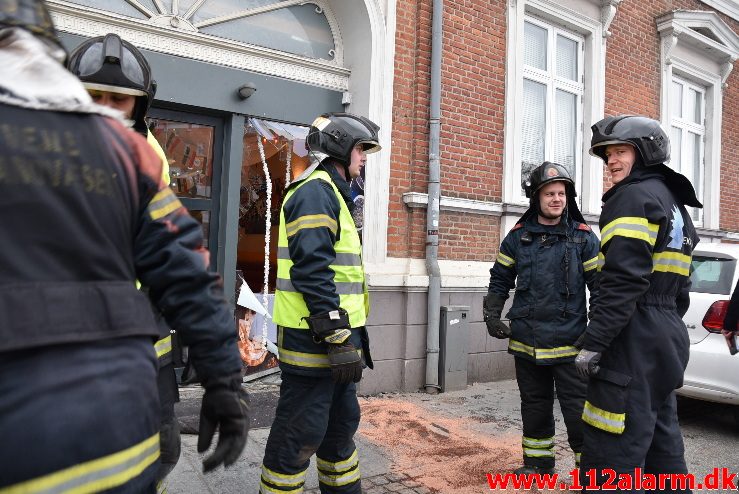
[0,433,159,494]
[155,335,172,358]
[601,216,658,247]
[582,401,626,434]
[522,436,554,448]
[285,214,337,237]
[524,448,555,458]
[316,450,358,472]
[259,465,306,488]
[317,467,361,487]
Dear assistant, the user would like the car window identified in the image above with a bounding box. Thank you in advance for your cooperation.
[690,256,737,295]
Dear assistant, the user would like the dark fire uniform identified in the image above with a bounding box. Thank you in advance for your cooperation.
[0,103,241,493]
[580,165,699,486]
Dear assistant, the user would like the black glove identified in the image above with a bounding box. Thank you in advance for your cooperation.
[574,349,601,379]
[326,340,363,384]
[198,374,250,472]
[483,293,510,339]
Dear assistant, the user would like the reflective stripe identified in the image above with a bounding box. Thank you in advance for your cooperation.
[523,448,555,458]
[522,436,554,448]
[259,484,303,494]
[509,340,578,360]
[277,247,361,267]
[285,214,337,237]
[582,401,626,434]
[278,347,363,369]
[601,216,659,247]
[316,450,358,472]
[575,452,582,466]
[508,339,535,357]
[597,252,605,272]
[582,256,598,272]
[279,348,330,368]
[317,467,361,487]
[147,188,183,221]
[496,251,515,268]
[259,464,307,489]
[1,433,159,494]
[535,346,579,359]
[652,251,691,277]
[154,335,172,358]
[276,278,364,295]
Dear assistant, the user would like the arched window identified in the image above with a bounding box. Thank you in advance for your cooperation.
[60,0,339,62]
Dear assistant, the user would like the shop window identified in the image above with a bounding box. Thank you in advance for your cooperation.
[237,118,309,295]
[148,110,223,261]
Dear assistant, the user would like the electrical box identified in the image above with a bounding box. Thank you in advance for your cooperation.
[439,305,469,392]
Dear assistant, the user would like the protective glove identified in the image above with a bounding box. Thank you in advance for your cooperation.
[574,349,601,379]
[198,374,250,473]
[322,328,363,384]
[483,293,511,339]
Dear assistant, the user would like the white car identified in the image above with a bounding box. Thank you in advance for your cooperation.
[677,243,739,411]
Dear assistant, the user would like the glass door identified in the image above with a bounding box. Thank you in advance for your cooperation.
[148,108,224,268]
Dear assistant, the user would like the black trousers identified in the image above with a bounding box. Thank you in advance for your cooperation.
[515,356,587,469]
[580,391,689,493]
[260,373,361,493]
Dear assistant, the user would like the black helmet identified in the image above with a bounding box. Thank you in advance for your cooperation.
[306,112,381,164]
[523,161,575,199]
[67,33,155,135]
[0,0,63,52]
[590,115,669,166]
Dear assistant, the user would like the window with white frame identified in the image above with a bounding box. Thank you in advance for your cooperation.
[669,77,705,225]
[520,16,584,199]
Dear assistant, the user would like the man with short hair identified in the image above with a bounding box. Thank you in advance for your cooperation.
[66,33,180,489]
[576,115,701,491]
[259,112,380,494]
[485,161,600,474]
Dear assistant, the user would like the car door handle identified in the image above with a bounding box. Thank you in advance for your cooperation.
[686,324,696,329]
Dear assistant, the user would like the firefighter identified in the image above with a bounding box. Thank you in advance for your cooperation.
[575,115,701,491]
[259,112,380,494]
[66,33,181,489]
[485,162,600,474]
[0,2,248,492]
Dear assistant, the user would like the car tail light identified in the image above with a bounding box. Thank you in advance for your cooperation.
[702,300,731,333]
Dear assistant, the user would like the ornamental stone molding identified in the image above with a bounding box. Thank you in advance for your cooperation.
[601,0,622,38]
[48,0,350,91]
[656,10,739,87]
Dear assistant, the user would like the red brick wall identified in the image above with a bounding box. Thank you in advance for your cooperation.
[389,0,739,262]
[389,0,506,261]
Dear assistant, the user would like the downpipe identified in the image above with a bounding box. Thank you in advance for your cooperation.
[424,0,443,394]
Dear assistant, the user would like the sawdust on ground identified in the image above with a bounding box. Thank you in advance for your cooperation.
[359,398,570,493]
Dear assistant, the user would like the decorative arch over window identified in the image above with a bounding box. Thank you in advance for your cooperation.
[48,0,348,90]
[656,10,739,230]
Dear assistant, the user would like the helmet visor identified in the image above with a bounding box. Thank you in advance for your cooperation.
[74,41,146,89]
[357,139,381,154]
[589,139,633,159]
